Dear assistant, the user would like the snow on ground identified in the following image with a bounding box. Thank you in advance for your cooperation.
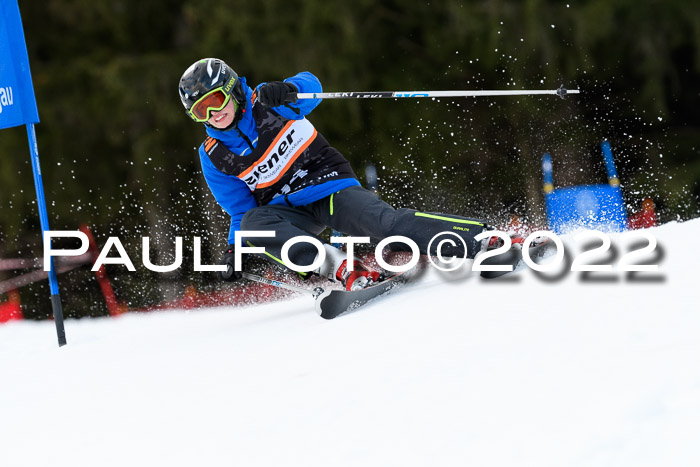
[1,220,700,467]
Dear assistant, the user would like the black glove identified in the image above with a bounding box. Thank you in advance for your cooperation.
[218,245,243,282]
[259,81,298,107]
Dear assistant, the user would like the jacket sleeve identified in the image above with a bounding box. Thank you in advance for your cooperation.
[198,145,258,244]
[258,71,322,120]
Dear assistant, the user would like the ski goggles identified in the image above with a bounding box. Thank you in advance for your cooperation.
[188,87,238,123]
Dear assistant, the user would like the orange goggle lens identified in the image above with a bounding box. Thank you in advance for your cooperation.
[190,89,234,122]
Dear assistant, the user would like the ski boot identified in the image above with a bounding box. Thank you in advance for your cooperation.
[317,244,381,291]
[334,259,381,291]
[487,233,525,250]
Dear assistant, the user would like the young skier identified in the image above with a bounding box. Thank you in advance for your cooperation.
[179,58,489,290]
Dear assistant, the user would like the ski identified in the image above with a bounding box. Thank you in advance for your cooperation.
[315,273,413,320]
[245,238,556,320]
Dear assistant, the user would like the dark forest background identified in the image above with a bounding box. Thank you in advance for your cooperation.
[2,0,699,318]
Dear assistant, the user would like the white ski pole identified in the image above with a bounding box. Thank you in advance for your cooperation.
[294,84,579,101]
[241,272,325,299]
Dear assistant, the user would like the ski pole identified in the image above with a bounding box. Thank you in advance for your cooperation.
[295,84,579,101]
[241,272,325,299]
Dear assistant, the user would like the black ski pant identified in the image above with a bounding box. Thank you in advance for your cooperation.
[238,185,488,269]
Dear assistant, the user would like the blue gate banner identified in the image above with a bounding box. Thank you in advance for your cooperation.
[0,0,39,130]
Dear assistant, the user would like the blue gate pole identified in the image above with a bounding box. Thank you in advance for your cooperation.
[26,123,66,346]
[542,153,554,195]
[601,141,621,188]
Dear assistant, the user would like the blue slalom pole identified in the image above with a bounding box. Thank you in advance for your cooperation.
[542,153,554,194]
[601,141,621,187]
[26,123,66,346]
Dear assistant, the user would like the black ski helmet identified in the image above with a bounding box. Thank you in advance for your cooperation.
[178,58,246,128]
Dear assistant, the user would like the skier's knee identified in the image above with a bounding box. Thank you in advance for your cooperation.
[240,208,270,230]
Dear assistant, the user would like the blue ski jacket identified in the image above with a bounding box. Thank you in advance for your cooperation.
[197,72,360,244]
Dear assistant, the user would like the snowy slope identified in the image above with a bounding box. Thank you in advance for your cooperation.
[1,220,700,467]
